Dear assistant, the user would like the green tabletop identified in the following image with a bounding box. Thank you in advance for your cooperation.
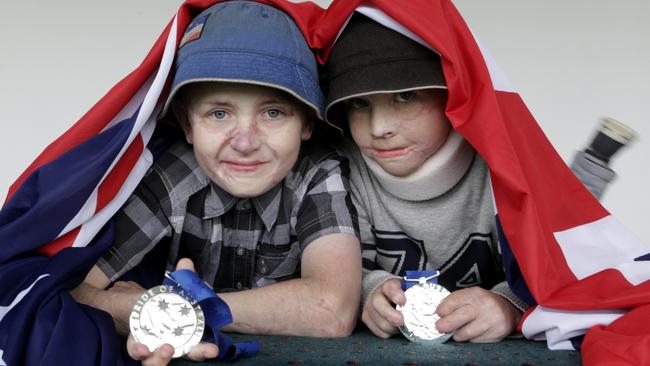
[172,328,581,365]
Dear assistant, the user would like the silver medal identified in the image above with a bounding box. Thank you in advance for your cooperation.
[396,277,452,343]
[129,285,205,358]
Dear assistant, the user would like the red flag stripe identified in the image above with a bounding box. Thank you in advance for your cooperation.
[36,227,81,257]
[96,135,144,212]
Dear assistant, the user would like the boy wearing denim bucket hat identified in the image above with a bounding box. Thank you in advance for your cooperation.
[324,14,619,343]
[71,2,361,363]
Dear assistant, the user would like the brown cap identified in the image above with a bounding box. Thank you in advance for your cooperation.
[324,14,446,125]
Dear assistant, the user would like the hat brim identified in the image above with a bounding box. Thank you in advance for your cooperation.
[325,58,447,125]
[162,50,324,120]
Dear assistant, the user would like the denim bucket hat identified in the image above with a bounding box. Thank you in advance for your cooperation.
[162,1,324,119]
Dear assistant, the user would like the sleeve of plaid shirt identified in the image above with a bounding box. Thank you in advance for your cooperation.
[294,147,360,250]
[96,168,173,283]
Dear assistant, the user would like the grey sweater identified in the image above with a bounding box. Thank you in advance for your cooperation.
[340,135,528,310]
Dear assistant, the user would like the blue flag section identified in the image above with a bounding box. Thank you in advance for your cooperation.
[0,115,138,263]
[0,223,137,366]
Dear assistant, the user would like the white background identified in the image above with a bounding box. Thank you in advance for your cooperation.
[1,1,648,240]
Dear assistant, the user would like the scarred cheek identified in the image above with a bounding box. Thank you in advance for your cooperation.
[223,124,237,139]
[250,123,261,135]
[400,101,435,123]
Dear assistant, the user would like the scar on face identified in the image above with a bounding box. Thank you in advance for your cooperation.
[398,99,436,123]
[223,121,263,139]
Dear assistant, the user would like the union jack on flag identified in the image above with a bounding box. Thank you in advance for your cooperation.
[1,1,649,365]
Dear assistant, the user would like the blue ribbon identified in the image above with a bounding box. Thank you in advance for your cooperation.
[163,269,260,360]
[402,270,440,290]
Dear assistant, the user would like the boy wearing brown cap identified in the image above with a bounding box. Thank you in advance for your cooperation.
[325,14,618,342]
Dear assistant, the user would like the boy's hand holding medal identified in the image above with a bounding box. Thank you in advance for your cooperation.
[396,271,452,343]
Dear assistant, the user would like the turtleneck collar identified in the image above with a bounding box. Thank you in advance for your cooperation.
[361,130,475,201]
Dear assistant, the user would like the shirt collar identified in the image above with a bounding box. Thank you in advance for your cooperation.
[203,182,282,232]
[203,183,238,219]
[251,184,282,231]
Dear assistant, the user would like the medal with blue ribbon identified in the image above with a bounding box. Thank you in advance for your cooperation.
[129,269,259,360]
[397,270,452,343]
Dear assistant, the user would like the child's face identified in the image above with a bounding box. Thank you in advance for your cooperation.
[344,89,451,177]
[176,83,313,198]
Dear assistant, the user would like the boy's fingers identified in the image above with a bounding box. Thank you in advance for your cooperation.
[371,291,404,327]
[436,303,476,334]
[185,342,219,361]
[127,334,174,366]
[366,319,396,339]
[452,319,490,343]
[362,304,399,339]
[362,279,408,338]
[175,258,196,272]
[381,279,406,305]
[127,334,152,360]
[141,344,174,366]
[435,291,466,317]
[127,339,151,361]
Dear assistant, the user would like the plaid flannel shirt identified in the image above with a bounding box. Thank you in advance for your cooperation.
[97,139,358,291]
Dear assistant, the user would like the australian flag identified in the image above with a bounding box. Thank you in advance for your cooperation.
[1,1,649,365]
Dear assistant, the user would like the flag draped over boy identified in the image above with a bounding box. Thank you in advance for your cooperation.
[0,0,648,365]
